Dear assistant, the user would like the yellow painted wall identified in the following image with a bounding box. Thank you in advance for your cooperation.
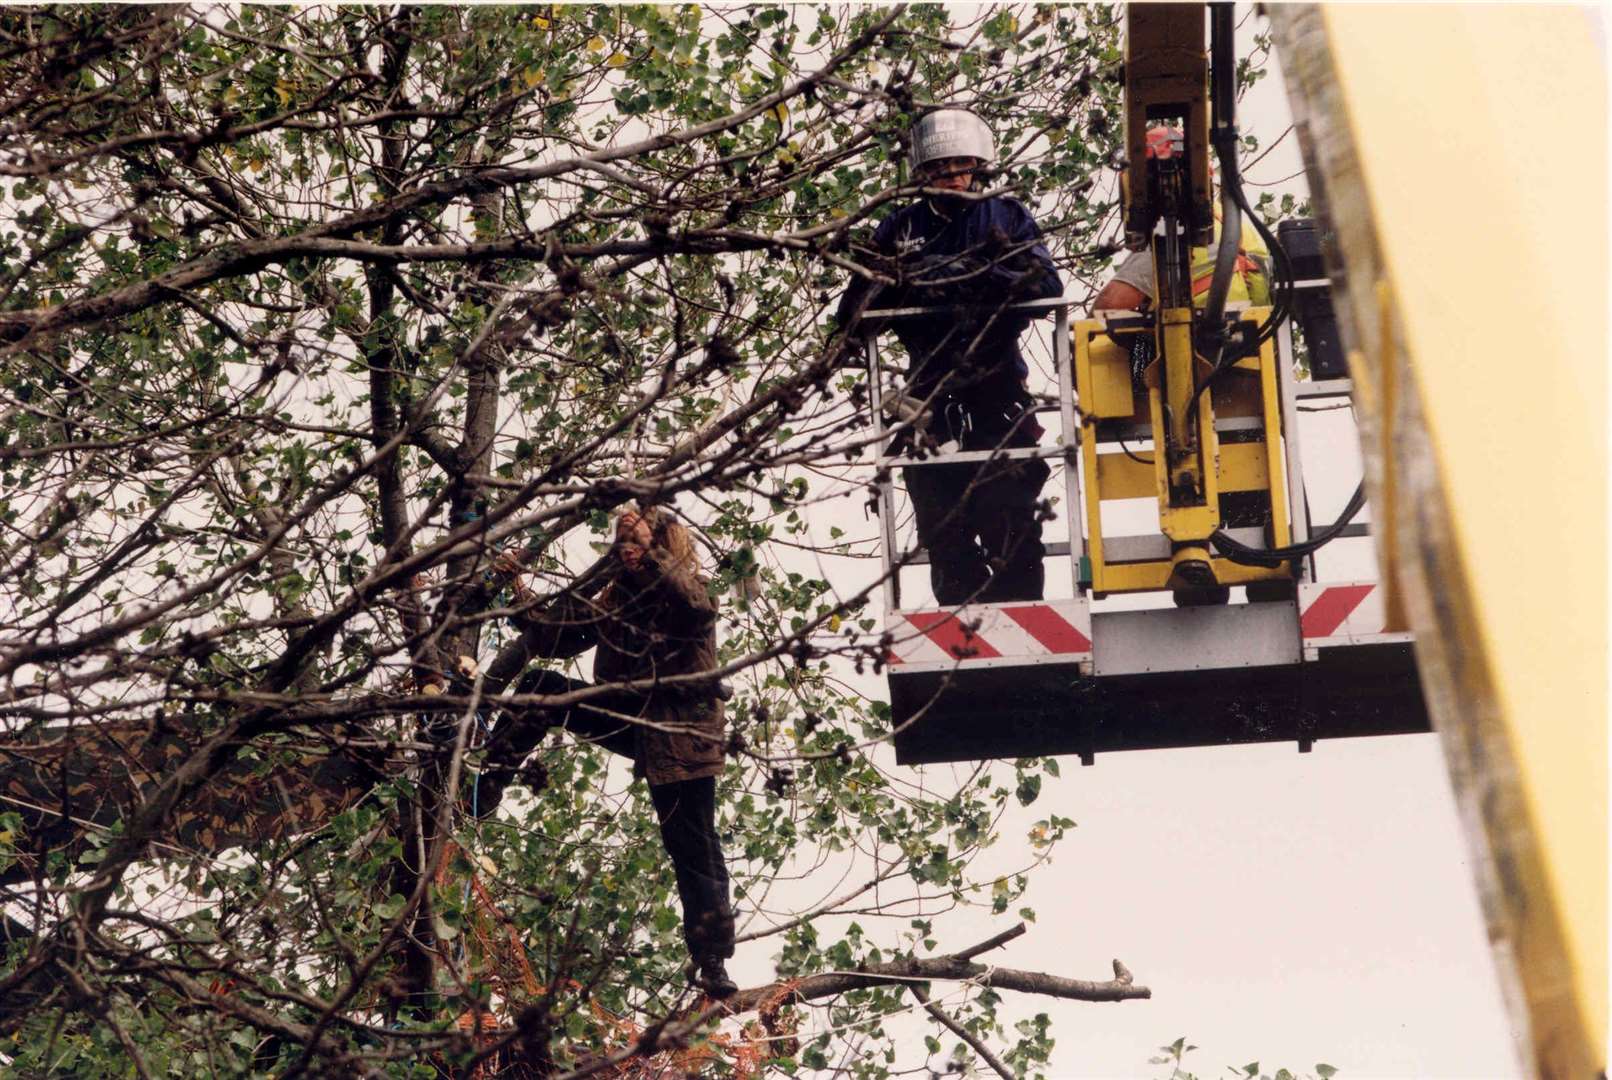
[1320,4,1607,1066]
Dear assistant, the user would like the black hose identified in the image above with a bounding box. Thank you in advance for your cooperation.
[1211,4,1237,131]
[1118,437,1154,465]
[1201,3,1242,331]
[1231,177,1295,345]
[1185,151,1299,415]
[1188,0,1297,421]
[1210,481,1366,567]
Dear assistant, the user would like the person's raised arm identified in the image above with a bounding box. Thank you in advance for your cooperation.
[1092,278,1149,312]
[980,199,1063,302]
[494,552,604,660]
[833,216,900,332]
[911,199,1061,311]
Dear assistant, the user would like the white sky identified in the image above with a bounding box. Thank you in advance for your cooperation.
[719,9,1524,1078]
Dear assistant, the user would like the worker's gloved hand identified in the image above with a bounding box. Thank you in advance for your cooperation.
[905,253,983,303]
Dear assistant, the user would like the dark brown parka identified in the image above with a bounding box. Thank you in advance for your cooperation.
[515,545,725,787]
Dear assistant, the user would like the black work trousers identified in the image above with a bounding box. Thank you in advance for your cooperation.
[484,668,638,780]
[649,776,734,961]
[484,669,734,963]
[903,405,1050,606]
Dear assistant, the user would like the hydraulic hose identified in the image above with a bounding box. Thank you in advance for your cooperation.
[1188,137,1299,407]
[1210,481,1366,567]
[1230,172,1295,345]
[1201,3,1242,333]
[1185,4,1340,568]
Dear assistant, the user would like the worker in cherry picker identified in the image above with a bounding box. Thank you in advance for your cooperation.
[836,108,1063,606]
[1092,127,1271,313]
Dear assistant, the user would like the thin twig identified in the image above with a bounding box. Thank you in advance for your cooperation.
[908,982,1015,1080]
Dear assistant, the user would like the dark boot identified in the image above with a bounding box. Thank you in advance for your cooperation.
[694,956,737,999]
[1245,578,1297,603]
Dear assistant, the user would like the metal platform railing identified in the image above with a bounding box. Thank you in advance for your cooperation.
[860,296,1081,611]
[859,279,1359,609]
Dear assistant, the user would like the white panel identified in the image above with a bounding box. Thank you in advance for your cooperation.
[1092,602,1301,676]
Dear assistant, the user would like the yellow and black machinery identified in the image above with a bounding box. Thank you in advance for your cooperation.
[1081,2,1301,601]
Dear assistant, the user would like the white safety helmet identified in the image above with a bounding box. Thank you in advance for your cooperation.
[908,108,995,174]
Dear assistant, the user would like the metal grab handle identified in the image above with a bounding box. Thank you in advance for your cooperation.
[863,298,1087,607]
[860,295,1075,320]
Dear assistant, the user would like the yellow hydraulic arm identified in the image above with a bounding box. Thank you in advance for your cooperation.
[1100,2,1289,596]
[1121,4,1212,252]
[1121,3,1222,590]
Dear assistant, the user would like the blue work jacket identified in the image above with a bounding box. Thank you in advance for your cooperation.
[836,194,1062,406]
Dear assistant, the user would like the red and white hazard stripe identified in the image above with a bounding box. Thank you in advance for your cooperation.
[887,600,1093,668]
[1298,581,1405,644]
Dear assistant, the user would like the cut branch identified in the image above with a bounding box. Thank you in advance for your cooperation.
[710,924,1150,1016]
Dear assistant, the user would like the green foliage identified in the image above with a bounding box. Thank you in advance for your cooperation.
[1151,1036,1340,1080]
[1254,191,1313,225]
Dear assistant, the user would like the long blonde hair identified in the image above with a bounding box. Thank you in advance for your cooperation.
[645,506,698,575]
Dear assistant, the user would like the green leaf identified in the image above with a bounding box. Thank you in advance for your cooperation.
[373,894,406,921]
[1015,773,1042,807]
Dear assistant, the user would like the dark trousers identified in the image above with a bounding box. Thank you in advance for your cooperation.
[485,670,733,962]
[649,776,734,961]
[904,406,1050,606]
[487,669,637,772]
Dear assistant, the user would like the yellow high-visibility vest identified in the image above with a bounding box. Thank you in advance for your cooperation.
[1187,220,1270,305]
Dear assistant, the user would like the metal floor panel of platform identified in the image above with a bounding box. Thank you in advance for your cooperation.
[889,640,1428,765]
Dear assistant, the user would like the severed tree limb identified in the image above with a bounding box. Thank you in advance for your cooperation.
[908,982,1015,1080]
[507,925,1148,1080]
[711,922,1149,1017]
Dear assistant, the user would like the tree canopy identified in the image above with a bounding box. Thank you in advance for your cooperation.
[0,5,1163,1076]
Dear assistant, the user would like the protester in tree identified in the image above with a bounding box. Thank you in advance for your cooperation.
[836,108,1064,606]
[484,507,737,998]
